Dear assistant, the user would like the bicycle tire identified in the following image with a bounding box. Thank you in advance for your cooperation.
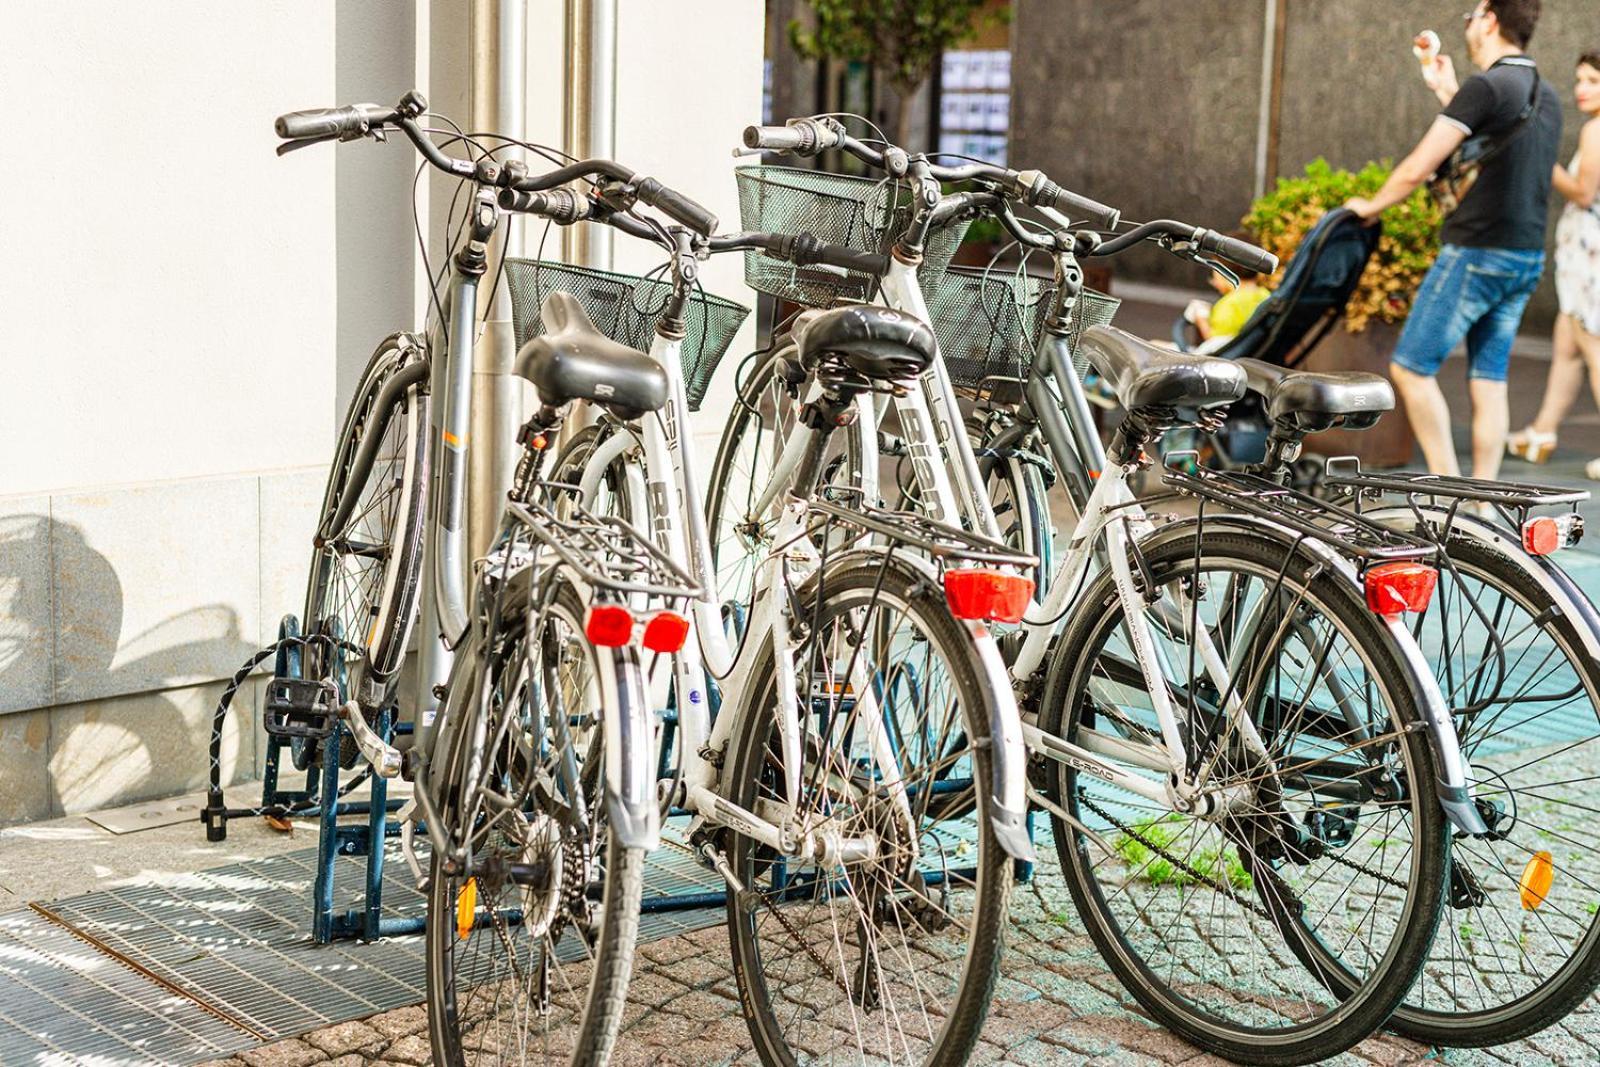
[302,336,429,768]
[425,576,644,1066]
[1339,530,1600,1046]
[1038,529,1449,1066]
[704,345,863,618]
[722,559,1012,1067]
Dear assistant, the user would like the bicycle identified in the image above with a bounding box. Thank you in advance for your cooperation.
[704,116,1480,1064]
[1229,360,1600,1047]
[520,189,1044,1063]
[272,91,715,1065]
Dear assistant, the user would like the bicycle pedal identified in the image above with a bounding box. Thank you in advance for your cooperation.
[262,677,341,740]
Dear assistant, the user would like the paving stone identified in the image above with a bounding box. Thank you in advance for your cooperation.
[236,1039,325,1067]
[302,1019,383,1057]
[379,1033,432,1065]
[366,1004,428,1040]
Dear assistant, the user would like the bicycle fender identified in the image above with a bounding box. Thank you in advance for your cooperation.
[1362,505,1600,663]
[601,646,660,851]
[1135,514,1485,837]
[822,546,1036,863]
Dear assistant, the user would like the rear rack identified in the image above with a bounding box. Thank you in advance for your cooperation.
[1163,462,1435,563]
[1323,457,1589,510]
[497,487,700,600]
[806,489,1038,569]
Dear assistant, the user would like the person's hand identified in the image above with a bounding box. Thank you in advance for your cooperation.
[1423,54,1459,102]
[1343,197,1383,224]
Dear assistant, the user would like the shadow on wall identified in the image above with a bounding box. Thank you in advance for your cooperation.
[0,514,258,821]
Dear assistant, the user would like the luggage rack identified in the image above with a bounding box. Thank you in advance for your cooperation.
[806,486,1039,569]
[1162,459,1436,563]
[1323,456,1589,518]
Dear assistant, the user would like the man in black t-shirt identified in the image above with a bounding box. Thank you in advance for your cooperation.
[1344,0,1561,480]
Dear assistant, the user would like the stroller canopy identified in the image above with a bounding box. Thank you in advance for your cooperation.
[1214,207,1380,369]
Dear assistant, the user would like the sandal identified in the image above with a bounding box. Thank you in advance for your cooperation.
[1507,427,1558,463]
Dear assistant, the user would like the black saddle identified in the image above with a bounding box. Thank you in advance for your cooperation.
[1236,358,1392,435]
[798,305,937,385]
[1079,325,1245,411]
[515,292,668,420]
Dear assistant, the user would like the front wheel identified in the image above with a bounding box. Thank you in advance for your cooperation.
[722,559,1012,1066]
[1039,529,1449,1065]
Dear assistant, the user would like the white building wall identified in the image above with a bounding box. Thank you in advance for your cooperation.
[0,1,766,825]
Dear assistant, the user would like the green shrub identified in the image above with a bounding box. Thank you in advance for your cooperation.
[1244,158,1441,332]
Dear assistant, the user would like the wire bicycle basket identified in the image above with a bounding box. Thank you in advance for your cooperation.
[735,165,970,307]
[926,264,1120,400]
[505,259,750,411]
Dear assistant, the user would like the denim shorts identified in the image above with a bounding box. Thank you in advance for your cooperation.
[1392,244,1545,383]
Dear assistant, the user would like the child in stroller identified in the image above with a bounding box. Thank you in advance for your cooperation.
[1166,206,1383,480]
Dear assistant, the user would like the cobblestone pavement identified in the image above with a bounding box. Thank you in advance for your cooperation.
[196,848,1600,1067]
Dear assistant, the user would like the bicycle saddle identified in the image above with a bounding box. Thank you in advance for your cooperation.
[515,291,668,420]
[1236,358,1392,433]
[1079,325,1244,411]
[797,305,936,385]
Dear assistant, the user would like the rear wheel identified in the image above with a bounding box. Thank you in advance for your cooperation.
[426,577,644,1066]
[1039,530,1449,1065]
[723,561,1012,1066]
[1375,531,1600,1046]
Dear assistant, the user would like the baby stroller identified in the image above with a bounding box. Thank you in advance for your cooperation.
[1178,207,1382,469]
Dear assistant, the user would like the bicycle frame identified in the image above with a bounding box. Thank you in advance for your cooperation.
[570,315,1036,862]
[827,244,1490,834]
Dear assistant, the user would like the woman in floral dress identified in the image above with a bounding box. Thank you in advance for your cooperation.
[1506,50,1600,470]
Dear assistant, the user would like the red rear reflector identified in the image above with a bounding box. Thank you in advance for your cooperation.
[1364,562,1437,616]
[944,568,1035,623]
[641,611,690,653]
[1522,514,1581,556]
[585,604,634,647]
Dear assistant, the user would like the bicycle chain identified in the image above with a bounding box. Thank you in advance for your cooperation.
[1076,794,1277,921]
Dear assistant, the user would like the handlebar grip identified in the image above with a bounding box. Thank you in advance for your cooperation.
[633,177,718,237]
[275,105,366,140]
[743,124,806,151]
[741,119,838,157]
[497,187,593,225]
[1039,181,1121,230]
[814,245,889,275]
[1199,230,1279,275]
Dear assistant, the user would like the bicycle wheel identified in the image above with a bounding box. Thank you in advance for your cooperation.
[1038,529,1449,1066]
[1363,531,1600,1046]
[970,411,1052,599]
[723,559,1012,1067]
[705,346,862,619]
[303,336,429,766]
[426,576,644,1066]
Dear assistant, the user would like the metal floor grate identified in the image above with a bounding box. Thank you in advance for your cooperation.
[2,824,726,1066]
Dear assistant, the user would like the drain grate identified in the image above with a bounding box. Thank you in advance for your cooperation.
[1,823,727,1065]
[0,908,247,1065]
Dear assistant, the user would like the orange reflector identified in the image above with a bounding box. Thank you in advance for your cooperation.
[1522,514,1581,556]
[944,568,1035,623]
[1520,851,1554,911]
[641,610,690,653]
[584,604,634,647]
[456,877,478,940]
[1363,561,1437,616]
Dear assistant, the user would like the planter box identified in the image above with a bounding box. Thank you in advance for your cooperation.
[1298,320,1416,468]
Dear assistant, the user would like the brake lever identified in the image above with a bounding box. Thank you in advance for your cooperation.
[275,132,341,157]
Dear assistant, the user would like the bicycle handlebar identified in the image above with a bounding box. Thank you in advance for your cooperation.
[708,231,888,275]
[275,91,719,236]
[1093,219,1279,275]
[743,118,1119,229]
